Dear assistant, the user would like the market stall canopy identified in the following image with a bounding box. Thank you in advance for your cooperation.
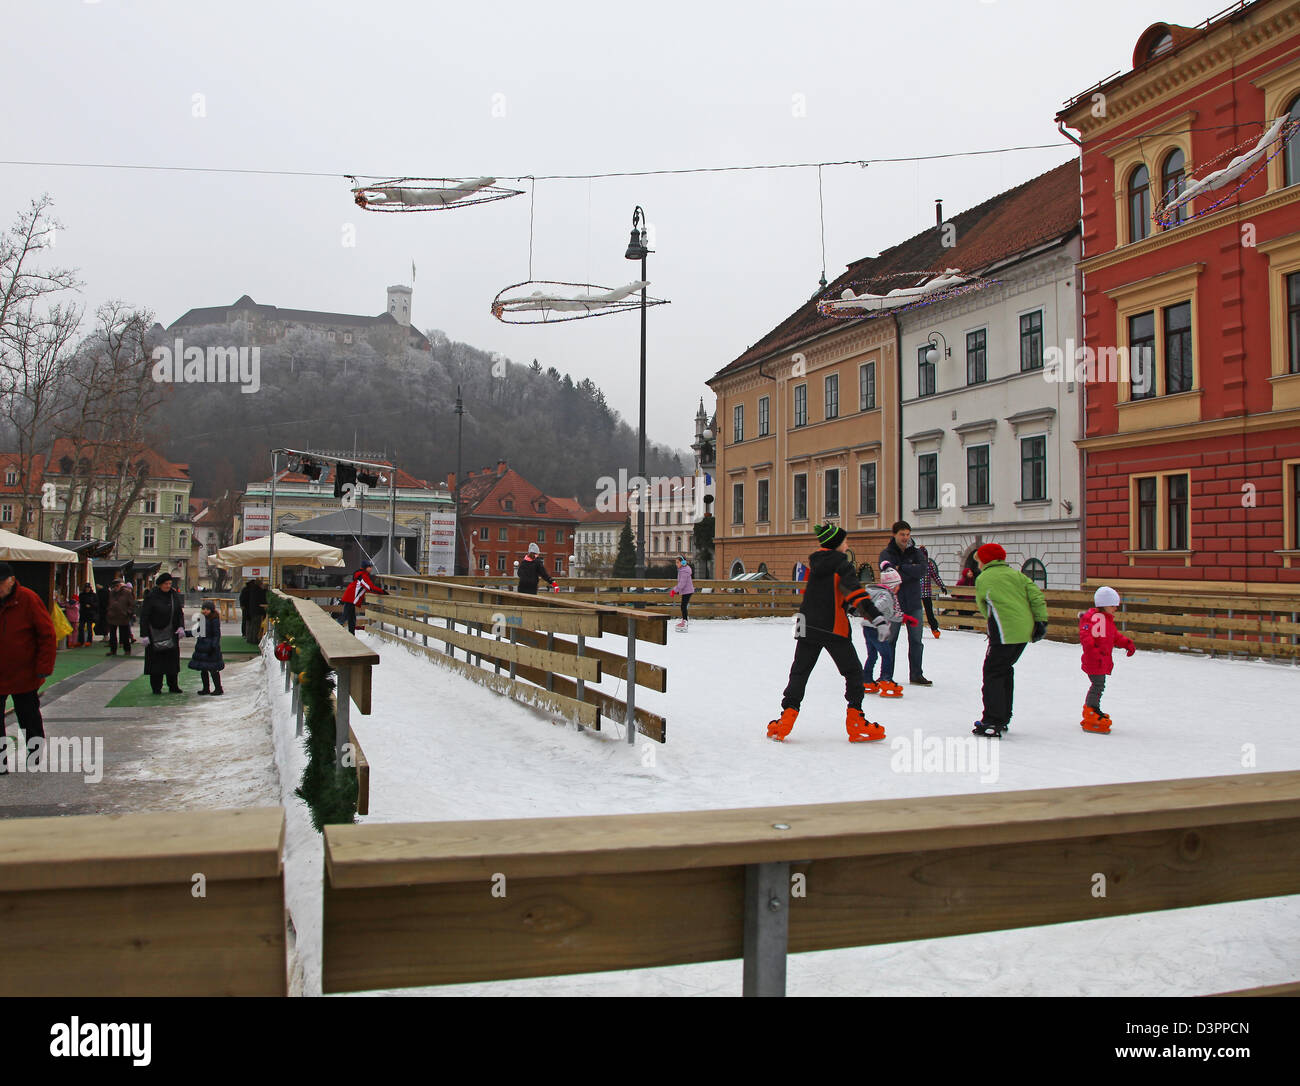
[0,529,78,563]
[370,539,418,576]
[286,509,418,537]
[213,532,345,570]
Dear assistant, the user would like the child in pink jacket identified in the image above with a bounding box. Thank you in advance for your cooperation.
[1078,586,1136,734]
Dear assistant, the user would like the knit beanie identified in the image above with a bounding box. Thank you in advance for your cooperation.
[1094,586,1121,608]
[975,542,1006,564]
[815,522,846,549]
[878,566,902,590]
[527,542,540,555]
[0,561,13,579]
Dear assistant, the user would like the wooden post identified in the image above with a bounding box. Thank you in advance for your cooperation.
[576,635,586,706]
[334,666,351,764]
[626,618,637,745]
[508,629,517,682]
[546,631,554,692]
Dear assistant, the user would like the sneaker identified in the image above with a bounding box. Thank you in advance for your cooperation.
[767,707,798,741]
[196,690,211,696]
[910,676,933,686]
[846,707,885,743]
[863,680,881,695]
[931,628,941,639]
[877,680,904,698]
[972,720,1005,738]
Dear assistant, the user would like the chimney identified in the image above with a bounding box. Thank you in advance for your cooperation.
[935,199,943,226]
[482,466,490,476]
[446,471,456,492]
[466,469,475,479]
[496,458,507,477]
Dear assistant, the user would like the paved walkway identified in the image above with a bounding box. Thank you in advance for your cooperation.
[0,637,279,819]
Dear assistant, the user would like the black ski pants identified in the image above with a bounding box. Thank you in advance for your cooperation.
[981,622,1027,728]
[781,631,864,712]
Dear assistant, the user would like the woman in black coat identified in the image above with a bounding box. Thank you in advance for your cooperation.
[139,572,186,694]
[188,600,225,695]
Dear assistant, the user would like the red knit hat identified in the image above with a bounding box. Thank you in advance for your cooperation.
[976,542,1006,564]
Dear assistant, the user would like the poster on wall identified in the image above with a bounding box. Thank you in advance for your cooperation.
[427,510,457,576]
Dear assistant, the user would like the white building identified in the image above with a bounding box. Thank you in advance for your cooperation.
[899,163,1083,589]
[574,509,627,576]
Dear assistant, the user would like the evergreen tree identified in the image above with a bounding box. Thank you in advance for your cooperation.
[612,517,637,577]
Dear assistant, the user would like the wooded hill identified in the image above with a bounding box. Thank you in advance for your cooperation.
[158,322,690,503]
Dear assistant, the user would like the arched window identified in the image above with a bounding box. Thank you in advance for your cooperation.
[1129,165,1151,242]
[1286,95,1300,188]
[1161,149,1186,225]
[729,559,746,578]
[1021,558,1047,589]
[758,562,769,575]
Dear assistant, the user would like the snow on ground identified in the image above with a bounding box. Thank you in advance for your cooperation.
[116,655,281,811]
[266,617,1300,997]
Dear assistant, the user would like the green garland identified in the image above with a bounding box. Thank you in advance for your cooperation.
[268,595,357,831]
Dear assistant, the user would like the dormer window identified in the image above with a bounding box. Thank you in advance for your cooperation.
[537,500,547,513]
[4,469,16,486]
[1147,32,1173,59]
[503,498,514,512]
[60,457,74,473]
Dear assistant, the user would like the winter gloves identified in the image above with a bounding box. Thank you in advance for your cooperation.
[902,614,919,628]
[1126,644,1136,657]
[1031,621,1048,643]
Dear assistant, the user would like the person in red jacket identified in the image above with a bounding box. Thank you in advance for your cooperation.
[1078,585,1136,735]
[341,560,386,634]
[0,562,57,774]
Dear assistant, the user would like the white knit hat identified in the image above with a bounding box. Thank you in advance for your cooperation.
[1094,586,1120,607]
[527,542,539,555]
[879,567,902,590]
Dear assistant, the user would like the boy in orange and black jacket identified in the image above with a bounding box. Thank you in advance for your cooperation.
[767,523,891,743]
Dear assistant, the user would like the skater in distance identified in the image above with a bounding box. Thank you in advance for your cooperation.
[516,543,555,595]
[670,555,694,630]
[878,521,932,686]
[767,523,891,744]
[341,560,386,634]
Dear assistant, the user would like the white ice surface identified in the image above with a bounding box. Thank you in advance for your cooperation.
[263,617,1300,997]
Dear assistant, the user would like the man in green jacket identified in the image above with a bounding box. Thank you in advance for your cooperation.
[972,543,1048,737]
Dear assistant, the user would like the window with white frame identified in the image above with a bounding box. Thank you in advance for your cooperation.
[142,526,156,550]
[824,374,839,420]
[859,361,876,410]
[758,395,770,437]
[733,404,744,443]
[1020,436,1047,501]
[824,468,839,518]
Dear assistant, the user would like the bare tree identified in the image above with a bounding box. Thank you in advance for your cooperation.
[0,196,83,534]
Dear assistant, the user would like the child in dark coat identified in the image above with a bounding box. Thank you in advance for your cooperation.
[188,600,225,695]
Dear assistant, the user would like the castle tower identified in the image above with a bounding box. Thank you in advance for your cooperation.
[386,285,412,327]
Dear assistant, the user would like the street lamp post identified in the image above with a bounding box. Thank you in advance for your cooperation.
[625,207,650,579]
[454,386,465,575]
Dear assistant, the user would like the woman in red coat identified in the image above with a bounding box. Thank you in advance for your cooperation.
[0,562,57,772]
[1078,585,1136,735]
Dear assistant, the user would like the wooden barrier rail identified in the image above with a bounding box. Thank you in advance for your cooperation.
[365,575,669,743]
[273,590,378,813]
[0,808,287,996]
[938,589,1300,661]
[319,771,1300,996]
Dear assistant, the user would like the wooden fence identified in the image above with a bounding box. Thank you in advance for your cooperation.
[0,807,287,996]
[939,588,1300,662]
[273,590,379,813]
[362,576,668,743]
[318,770,1300,996]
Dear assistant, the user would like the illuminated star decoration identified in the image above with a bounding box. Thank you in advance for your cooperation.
[816,269,995,319]
[491,281,670,324]
[350,176,524,212]
[1153,117,1298,227]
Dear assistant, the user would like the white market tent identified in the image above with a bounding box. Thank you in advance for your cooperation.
[0,529,79,564]
[213,532,345,571]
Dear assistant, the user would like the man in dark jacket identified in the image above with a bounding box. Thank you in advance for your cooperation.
[105,576,136,656]
[0,562,57,773]
[879,521,930,686]
[767,524,889,743]
[516,543,554,595]
[139,572,185,694]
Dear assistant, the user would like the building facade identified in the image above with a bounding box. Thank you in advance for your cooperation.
[449,460,580,578]
[899,165,1084,588]
[1058,2,1300,597]
[574,509,627,576]
[709,304,900,579]
[242,455,452,574]
[168,284,431,353]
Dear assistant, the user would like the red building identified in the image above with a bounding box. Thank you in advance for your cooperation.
[449,459,580,578]
[1058,1,1300,597]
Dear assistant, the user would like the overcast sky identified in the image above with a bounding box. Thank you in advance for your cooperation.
[2,0,1222,453]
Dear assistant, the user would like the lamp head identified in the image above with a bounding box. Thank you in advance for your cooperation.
[625,206,649,260]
